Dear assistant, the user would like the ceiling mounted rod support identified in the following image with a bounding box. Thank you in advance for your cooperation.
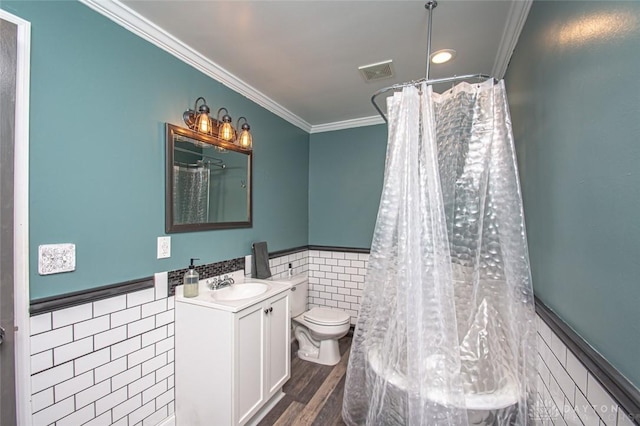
[425,0,437,80]
[369,1,495,122]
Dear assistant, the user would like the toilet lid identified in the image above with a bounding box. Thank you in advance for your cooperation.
[304,308,350,326]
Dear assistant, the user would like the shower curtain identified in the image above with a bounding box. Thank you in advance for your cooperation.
[173,164,210,224]
[342,80,535,426]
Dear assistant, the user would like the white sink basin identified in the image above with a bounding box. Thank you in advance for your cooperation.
[211,283,270,301]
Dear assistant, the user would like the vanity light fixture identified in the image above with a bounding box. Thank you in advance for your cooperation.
[183,97,214,135]
[217,108,236,142]
[236,117,252,149]
[182,98,252,148]
[430,49,456,64]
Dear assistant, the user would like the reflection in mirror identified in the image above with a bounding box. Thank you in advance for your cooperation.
[166,124,252,233]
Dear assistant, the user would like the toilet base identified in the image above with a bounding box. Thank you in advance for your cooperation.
[297,338,341,366]
[292,312,350,367]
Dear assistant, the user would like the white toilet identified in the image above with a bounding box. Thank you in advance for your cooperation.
[287,274,350,366]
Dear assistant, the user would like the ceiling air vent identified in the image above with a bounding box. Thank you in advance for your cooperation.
[358,60,394,82]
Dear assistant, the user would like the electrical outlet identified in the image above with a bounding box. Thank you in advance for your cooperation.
[157,236,171,259]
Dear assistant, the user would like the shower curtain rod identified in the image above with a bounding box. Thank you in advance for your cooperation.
[371,1,495,123]
[174,146,226,164]
[371,74,494,122]
[175,160,226,169]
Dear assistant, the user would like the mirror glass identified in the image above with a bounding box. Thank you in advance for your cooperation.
[166,123,252,232]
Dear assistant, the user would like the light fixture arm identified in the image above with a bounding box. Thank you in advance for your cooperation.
[425,0,437,80]
[236,116,250,131]
[217,107,231,123]
[194,97,206,111]
[183,97,211,130]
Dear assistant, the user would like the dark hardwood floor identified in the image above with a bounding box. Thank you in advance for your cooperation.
[258,335,352,426]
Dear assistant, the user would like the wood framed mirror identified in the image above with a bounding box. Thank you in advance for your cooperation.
[165,123,252,233]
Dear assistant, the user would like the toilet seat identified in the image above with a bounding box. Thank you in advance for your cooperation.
[303,307,350,326]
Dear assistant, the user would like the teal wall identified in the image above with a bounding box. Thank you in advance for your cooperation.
[505,1,640,387]
[308,125,387,248]
[1,1,309,300]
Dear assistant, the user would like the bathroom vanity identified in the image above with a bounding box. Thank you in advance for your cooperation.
[175,275,291,426]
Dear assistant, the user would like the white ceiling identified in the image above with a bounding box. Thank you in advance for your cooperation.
[83,0,531,132]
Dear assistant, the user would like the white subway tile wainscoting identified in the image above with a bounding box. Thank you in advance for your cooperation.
[259,249,310,279]
[307,249,368,325]
[25,248,638,425]
[29,273,175,426]
[534,314,638,426]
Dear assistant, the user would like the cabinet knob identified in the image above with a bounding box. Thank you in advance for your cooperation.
[264,309,269,314]
[269,307,273,313]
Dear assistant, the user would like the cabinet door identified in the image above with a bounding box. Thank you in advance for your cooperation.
[266,292,290,397]
[236,303,266,424]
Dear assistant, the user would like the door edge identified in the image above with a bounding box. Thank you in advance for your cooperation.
[0,9,31,426]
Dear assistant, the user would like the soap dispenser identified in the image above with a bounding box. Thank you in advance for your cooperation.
[183,258,200,298]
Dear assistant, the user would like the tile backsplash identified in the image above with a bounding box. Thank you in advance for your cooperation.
[167,257,245,296]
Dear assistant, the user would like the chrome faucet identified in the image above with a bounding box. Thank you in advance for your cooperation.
[208,275,235,290]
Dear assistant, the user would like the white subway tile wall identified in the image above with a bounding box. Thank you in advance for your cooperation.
[307,250,368,325]
[269,250,309,278]
[535,315,637,426]
[29,274,175,426]
[244,250,310,279]
[246,249,363,323]
[27,252,637,426]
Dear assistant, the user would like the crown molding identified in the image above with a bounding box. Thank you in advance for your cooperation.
[80,0,531,135]
[310,115,385,134]
[78,0,313,133]
[492,0,533,79]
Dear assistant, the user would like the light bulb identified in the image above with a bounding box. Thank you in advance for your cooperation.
[197,114,210,133]
[238,129,252,149]
[220,122,234,141]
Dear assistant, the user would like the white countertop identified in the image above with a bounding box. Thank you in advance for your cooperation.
[175,272,292,313]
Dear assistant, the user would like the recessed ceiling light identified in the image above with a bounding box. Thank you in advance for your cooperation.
[431,49,456,64]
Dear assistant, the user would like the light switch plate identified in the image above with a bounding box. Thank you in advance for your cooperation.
[157,236,171,259]
[38,244,76,275]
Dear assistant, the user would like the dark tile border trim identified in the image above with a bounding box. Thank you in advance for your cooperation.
[268,245,371,258]
[30,276,154,315]
[308,245,370,254]
[535,297,640,423]
[269,245,308,259]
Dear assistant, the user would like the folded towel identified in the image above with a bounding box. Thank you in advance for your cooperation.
[251,241,272,279]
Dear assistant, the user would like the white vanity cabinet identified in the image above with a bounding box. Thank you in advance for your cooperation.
[235,291,290,424]
[175,284,290,426]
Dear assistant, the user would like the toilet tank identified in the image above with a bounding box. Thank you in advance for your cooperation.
[282,274,308,317]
